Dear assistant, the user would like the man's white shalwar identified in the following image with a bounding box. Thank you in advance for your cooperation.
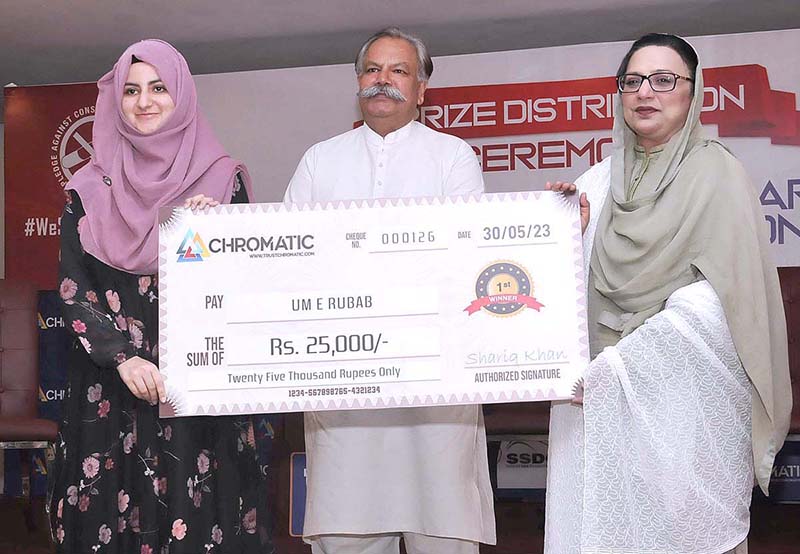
[545,158,753,554]
[285,120,496,545]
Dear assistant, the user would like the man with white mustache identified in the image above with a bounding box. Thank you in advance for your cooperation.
[285,27,495,554]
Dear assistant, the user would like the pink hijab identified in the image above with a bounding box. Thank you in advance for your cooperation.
[66,39,252,275]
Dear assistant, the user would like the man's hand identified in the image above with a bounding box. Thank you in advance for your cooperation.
[184,194,220,211]
[117,356,166,405]
[545,181,590,235]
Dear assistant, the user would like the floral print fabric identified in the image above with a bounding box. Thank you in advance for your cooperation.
[50,187,275,554]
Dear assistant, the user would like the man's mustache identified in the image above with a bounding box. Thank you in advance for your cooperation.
[357,84,407,102]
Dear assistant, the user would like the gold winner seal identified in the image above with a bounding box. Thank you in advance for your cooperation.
[465,261,544,317]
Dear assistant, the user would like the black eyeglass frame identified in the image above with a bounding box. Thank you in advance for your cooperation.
[616,72,694,93]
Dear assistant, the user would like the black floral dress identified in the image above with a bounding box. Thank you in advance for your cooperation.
[50,185,275,554]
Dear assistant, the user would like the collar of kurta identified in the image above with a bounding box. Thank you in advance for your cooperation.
[362,119,416,146]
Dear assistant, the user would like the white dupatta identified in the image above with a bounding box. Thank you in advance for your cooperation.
[544,158,752,554]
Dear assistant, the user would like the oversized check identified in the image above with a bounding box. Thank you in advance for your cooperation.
[158,193,588,417]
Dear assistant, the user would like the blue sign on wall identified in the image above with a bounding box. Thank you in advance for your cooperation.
[2,291,69,498]
[37,290,69,423]
[290,452,307,537]
[769,436,800,503]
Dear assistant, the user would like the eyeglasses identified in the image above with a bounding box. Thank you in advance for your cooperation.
[617,72,694,93]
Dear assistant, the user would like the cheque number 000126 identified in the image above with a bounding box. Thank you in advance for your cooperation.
[381,231,435,245]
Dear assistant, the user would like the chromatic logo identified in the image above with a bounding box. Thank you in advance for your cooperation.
[465,261,544,317]
[39,386,66,402]
[38,312,65,329]
[176,229,210,262]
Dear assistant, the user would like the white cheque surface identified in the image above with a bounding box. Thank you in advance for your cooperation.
[158,193,588,417]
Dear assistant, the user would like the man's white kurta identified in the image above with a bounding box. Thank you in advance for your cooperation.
[285,120,496,544]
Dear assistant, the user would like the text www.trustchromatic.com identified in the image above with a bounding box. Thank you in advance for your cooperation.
[248,251,315,259]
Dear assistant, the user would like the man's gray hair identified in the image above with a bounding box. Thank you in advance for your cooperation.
[354,27,433,82]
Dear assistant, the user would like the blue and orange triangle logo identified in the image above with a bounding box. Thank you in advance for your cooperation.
[177,229,210,263]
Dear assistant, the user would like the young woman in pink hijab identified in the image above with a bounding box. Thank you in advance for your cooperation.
[49,39,275,553]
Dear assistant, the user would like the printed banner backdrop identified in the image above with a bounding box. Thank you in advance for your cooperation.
[4,83,97,288]
[37,291,69,422]
[487,436,548,501]
[496,436,548,491]
[769,436,800,503]
[289,452,306,537]
[4,30,799,288]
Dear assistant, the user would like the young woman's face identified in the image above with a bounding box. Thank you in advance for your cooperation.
[120,62,175,134]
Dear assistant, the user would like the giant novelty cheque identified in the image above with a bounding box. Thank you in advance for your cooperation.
[158,193,589,417]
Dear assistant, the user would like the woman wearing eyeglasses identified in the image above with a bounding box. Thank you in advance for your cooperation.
[544,33,791,554]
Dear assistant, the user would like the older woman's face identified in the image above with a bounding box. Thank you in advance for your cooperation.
[121,62,175,134]
[621,46,693,151]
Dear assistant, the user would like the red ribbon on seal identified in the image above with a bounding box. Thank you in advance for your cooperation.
[464,294,544,315]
